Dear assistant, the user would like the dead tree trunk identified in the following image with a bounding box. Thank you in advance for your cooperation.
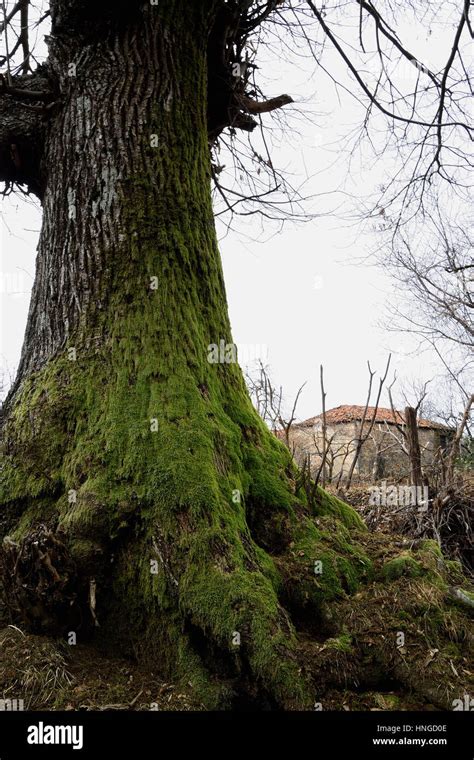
[405,406,423,487]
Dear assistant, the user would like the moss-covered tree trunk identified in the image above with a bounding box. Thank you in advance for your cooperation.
[0,0,308,707]
[1,1,472,710]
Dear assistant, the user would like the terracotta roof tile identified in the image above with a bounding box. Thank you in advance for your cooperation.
[298,405,451,430]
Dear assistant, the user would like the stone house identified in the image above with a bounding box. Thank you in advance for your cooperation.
[281,405,453,484]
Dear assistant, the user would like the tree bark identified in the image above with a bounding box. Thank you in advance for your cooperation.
[405,406,423,487]
[1,0,315,707]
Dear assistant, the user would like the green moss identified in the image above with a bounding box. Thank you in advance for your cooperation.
[325,633,353,653]
[442,642,462,658]
[0,300,317,705]
[419,539,443,558]
[9,499,58,541]
[278,515,372,616]
[397,610,410,623]
[372,693,401,709]
[314,488,366,531]
[254,544,282,592]
[382,554,424,582]
[445,560,465,585]
[414,540,446,576]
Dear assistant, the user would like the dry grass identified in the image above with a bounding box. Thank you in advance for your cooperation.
[0,625,199,711]
[0,626,72,709]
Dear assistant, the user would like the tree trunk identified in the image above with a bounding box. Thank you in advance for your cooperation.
[0,1,317,708]
[0,1,472,712]
[405,406,423,488]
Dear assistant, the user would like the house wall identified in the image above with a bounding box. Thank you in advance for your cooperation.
[286,420,447,483]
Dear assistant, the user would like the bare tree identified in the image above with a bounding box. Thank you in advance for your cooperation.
[444,393,474,487]
[245,360,306,450]
[383,213,473,358]
[381,379,473,569]
[404,405,424,489]
[319,364,327,487]
[345,354,392,487]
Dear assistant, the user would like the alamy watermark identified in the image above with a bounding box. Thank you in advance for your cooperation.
[0,271,29,296]
[0,698,24,711]
[369,481,429,512]
[207,340,268,365]
[27,722,83,750]
[452,694,473,711]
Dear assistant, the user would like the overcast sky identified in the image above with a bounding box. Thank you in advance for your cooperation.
[0,4,462,420]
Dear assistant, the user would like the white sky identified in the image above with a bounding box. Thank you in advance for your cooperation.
[0,3,466,421]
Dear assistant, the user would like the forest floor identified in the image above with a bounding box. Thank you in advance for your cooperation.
[0,624,437,712]
[1,521,471,711]
[0,625,199,711]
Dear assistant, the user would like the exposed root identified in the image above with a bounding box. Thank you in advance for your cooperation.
[1,363,472,711]
[0,525,87,635]
[293,535,474,710]
[1,507,474,710]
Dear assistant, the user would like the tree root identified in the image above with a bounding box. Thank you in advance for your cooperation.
[0,525,87,635]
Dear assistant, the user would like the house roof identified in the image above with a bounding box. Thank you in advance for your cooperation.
[297,405,452,431]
